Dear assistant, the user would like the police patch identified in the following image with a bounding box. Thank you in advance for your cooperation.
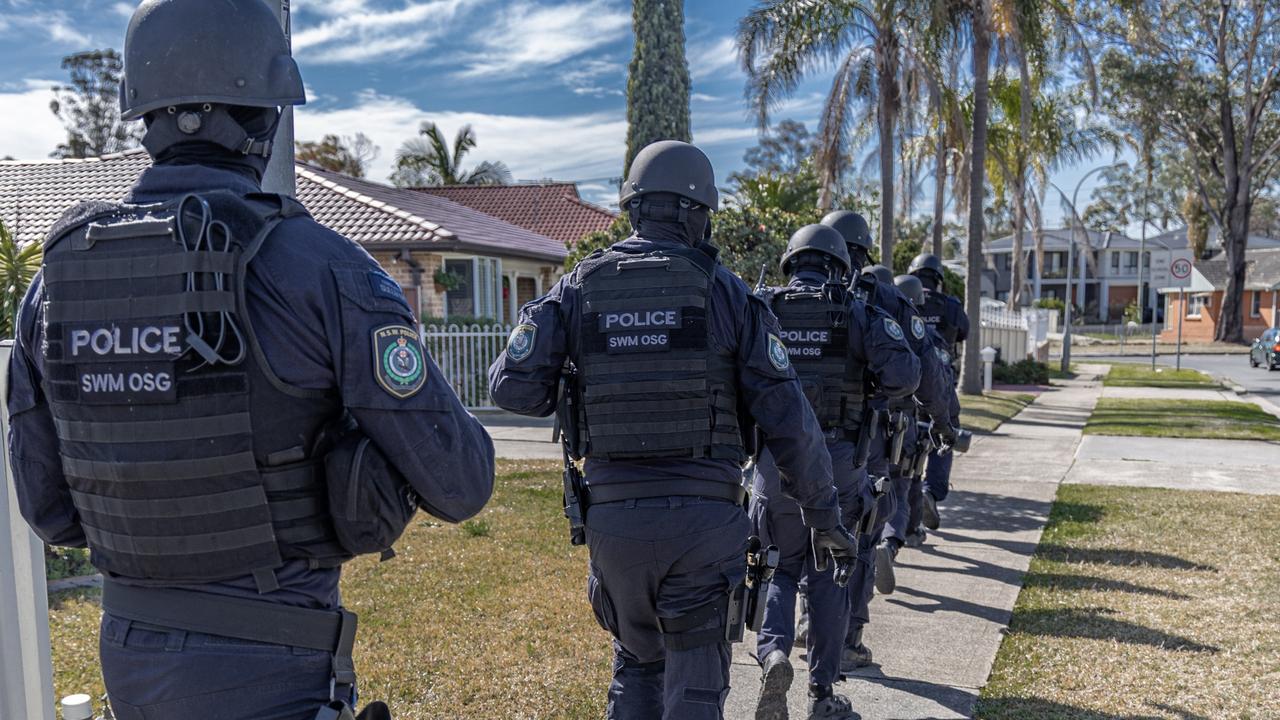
[936,347,951,365]
[506,324,537,363]
[373,325,427,399]
[884,318,905,342]
[911,316,926,340]
[767,334,791,371]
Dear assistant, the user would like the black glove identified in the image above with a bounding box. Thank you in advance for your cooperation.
[934,423,958,448]
[811,525,859,587]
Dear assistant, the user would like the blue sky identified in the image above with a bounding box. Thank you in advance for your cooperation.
[0,0,1100,225]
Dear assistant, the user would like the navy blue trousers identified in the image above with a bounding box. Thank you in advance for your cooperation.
[881,421,919,546]
[846,433,895,641]
[100,613,335,720]
[925,448,954,502]
[751,496,848,687]
[585,496,750,720]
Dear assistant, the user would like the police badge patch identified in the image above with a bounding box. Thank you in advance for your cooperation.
[911,316,926,340]
[884,318,905,341]
[767,333,791,371]
[506,324,537,363]
[936,347,951,365]
[373,325,427,399]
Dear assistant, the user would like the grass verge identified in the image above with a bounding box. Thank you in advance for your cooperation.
[1084,398,1280,441]
[977,484,1280,720]
[1102,364,1221,389]
[960,391,1036,433]
[48,460,611,719]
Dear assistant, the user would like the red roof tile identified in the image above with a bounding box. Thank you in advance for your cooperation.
[413,183,617,246]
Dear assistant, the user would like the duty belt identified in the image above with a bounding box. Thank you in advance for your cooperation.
[585,479,747,506]
[101,580,357,697]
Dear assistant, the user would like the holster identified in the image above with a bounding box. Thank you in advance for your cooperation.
[732,536,779,641]
[855,407,881,468]
[858,475,889,538]
[888,411,909,469]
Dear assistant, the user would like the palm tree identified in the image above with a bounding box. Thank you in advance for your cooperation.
[986,77,1116,306]
[391,123,513,188]
[0,220,42,338]
[738,0,919,262]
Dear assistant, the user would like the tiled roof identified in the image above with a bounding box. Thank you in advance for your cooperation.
[0,151,152,245]
[1190,248,1280,291]
[0,151,566,263]
[414,183,617,246]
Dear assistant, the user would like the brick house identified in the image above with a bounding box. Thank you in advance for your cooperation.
[0,151,567,325]
[1158,248,1280,343]
[413,183,617,247]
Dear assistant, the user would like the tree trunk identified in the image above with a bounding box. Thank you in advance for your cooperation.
[931,104,947,258]
[1031,184,1045,299]
[963,2,991,395]
[877,35,900,265]
[1216,199,1250,342]
[1009,56,1032,309]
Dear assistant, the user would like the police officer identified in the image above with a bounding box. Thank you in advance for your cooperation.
[890,274,962,548]
[488,141,858,720]
[6,2,495,718]
[820,212,949,671]
[751,226,920,720]
[908,253,970,531]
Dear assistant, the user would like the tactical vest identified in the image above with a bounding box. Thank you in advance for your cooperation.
[920,290,960,354]
[572,247,745,463]
[769,285,866,435]
[41,191,349,588]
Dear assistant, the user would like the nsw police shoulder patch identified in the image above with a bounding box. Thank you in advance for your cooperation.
[936,347,951,365]
[506,324,537,363]
[373,325,427,399]
[884,318,905,342]
[911,316,926,340]
[767,333,790,371]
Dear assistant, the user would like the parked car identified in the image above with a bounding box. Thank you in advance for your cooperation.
[1249,328,1280,370]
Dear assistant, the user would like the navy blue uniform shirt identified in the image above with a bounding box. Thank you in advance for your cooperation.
[7,162,496,609]
[862,278,950,423]
[489,235,842,529]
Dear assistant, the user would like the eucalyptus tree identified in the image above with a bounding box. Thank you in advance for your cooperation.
[1090,0,1280,342]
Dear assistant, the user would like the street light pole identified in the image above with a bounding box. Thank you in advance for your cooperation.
[1053,163,1115,373]
[262,0,297,197]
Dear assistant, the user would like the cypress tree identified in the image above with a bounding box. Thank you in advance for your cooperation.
[624,0,692,177]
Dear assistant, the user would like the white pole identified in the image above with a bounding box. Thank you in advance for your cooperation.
[1176,290,1185,371]
[0,341,55,720]
[262,0,297,197]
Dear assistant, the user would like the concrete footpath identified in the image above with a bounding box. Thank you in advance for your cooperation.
[723,371,1105,720]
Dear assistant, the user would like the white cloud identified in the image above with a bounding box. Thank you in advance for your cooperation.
[689,36,740,81]
[294,90,627,184]
[0,80,70,161]
[458,0,629,78]
[112,2,134,18]
[561,58,625,97]
[293,0,472,64]
[0,10,93,47]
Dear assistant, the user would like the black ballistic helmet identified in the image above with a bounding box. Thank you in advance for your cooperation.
[821,210,873,253]
[620,141,719,210]
[780,225,851,275]
[119,0,307,121]
[863,264,893,285]
[894,274,925,306]
[908,253,945,280]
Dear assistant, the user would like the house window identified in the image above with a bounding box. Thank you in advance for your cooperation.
[444,257,504,321]
[1187,294,1209,318]
[1251,291,1262,318]
[1110,253,1120,272]
[1124,252,1139,273]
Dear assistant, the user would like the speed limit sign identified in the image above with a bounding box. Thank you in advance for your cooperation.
[1171,257,1193,280]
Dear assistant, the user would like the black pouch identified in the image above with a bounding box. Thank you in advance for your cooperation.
[324,432,417,559]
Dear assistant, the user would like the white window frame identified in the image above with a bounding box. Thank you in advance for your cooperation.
[441,254,504,322]
[1250,291,1262,318]
[504,270,545,324]
[1110,253,1120,271]
[1186,294,1209,319]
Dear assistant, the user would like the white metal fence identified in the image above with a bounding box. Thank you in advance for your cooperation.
[422,324,513,410]
[979,308,1055,362]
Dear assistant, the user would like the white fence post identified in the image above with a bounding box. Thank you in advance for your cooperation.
[422,324,514,410]
[0,340,56,720]
[979,307,1031,363]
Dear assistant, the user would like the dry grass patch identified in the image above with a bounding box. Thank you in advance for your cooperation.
[959,391,1036,433]
[49,460,611,719]
[1084,398,1280,441]
[977,485,1280,720]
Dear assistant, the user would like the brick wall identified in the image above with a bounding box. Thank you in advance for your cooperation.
[1160,290,1276,342]
[368,250,444,319]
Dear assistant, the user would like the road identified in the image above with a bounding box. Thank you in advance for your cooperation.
[1086,351,1280,413]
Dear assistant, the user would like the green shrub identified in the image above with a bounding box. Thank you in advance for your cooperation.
[1033,297,1065,312]
[992,358,1050,385]
[45,546,95,581]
